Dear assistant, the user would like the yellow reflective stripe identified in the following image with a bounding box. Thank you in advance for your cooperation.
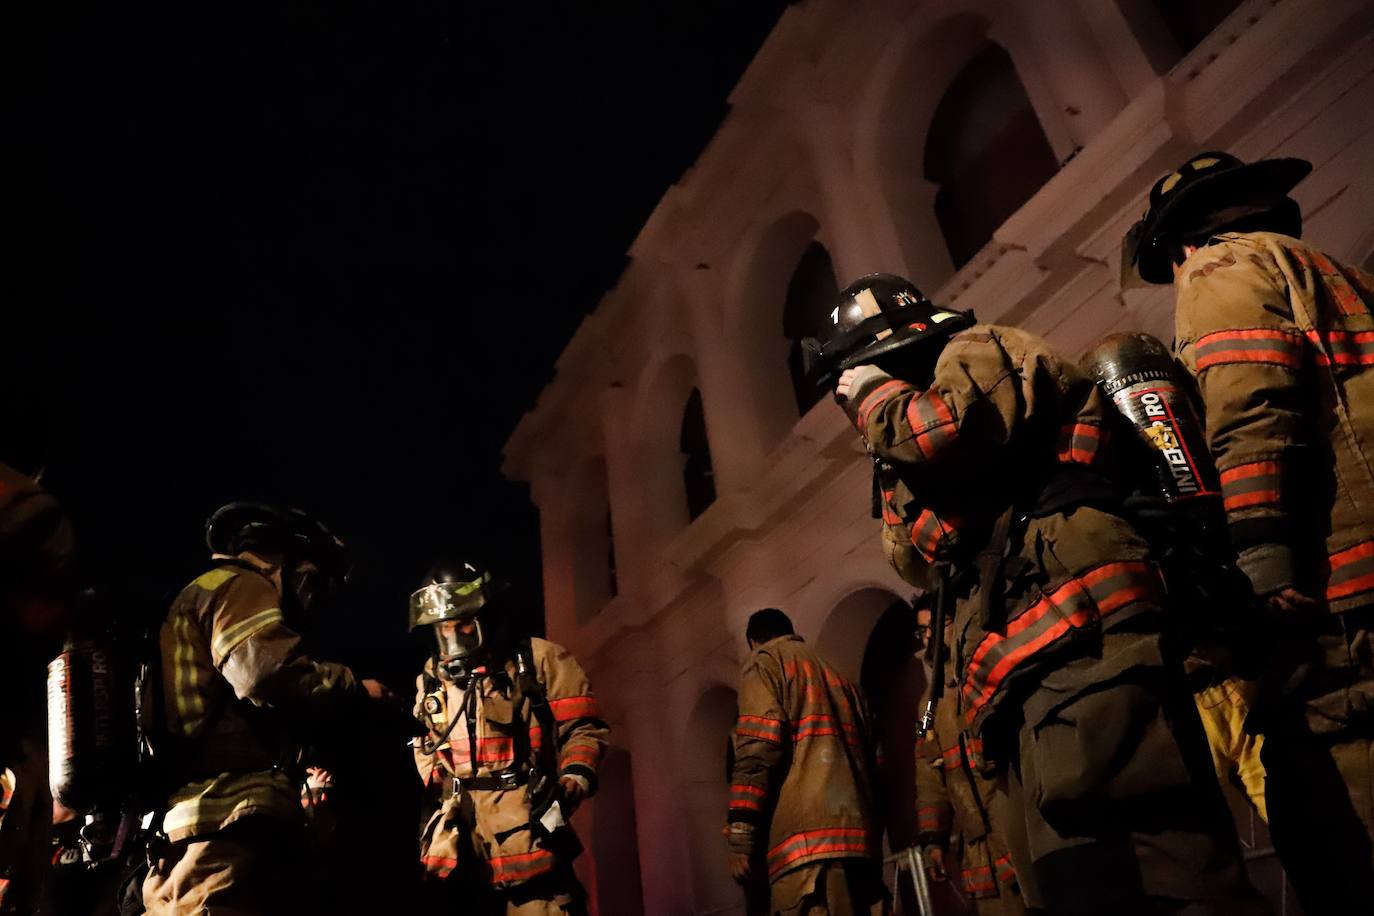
[171,613,205,729]
[211,607,284,661]
[163,773,295,834]
[191,568,238,592]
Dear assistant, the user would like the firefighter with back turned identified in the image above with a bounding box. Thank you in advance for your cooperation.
[1125,149,1374,913]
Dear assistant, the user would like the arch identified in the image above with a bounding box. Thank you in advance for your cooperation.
[924,42,1060,268]
[783,240,840,415]
[680,387,716,520]
[723,209,827,452]
[852,11,995,289]
[860,599,927,855]
[815,587,909,684]
[629,351,700,541]
[683,683,742,915]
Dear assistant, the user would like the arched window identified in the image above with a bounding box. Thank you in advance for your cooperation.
[860,599,926,853]
[1150,0,1243,54]
[925,44,1059,268]
[783,241,840,415]
[681,388,716,520]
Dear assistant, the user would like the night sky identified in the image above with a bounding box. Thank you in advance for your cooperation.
[5,0,789,684]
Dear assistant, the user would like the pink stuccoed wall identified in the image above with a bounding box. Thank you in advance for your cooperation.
[505,1,1374,913]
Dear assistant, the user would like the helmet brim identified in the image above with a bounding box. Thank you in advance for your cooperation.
[409,577,490,630]
[1127,158,1311,285]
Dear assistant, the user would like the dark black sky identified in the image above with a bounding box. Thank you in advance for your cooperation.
[5,0,788,683]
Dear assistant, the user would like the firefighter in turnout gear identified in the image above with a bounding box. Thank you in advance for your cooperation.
[0,462,76,914]
[726,609,888,916]
[412,559,608,915]
[1128,149,1374,913]
[819,274,1267,914]
[913,603,1025,915]
[141,503,394,916]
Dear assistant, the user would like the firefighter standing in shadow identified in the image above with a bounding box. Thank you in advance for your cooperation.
[1126,150,1374,913]
[809,274,1267,914]
[140,503,396,916]
[0,461,76,914]
[912,597,1026,915]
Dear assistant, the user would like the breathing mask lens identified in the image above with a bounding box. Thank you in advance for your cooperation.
[433,617,483,662]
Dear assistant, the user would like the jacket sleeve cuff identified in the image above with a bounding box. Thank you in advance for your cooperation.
[1237,543,1296,596]
[841,365,895,425]
[726,822,757,854]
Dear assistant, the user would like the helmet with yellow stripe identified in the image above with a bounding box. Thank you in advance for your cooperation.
[410,559,506,676]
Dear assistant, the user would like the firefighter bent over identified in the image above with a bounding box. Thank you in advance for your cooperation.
[726,609,889,916]
[412,560,608,915]
[914,603,1025,915]
[142,503,393,916]
[813,275,1266,914]
[1127,150,1374,913]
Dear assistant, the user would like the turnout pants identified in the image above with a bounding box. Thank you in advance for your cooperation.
[770,858,889,916]
[141,817,303,916]
[1257,608,1374,915]
[996,626,1268,915]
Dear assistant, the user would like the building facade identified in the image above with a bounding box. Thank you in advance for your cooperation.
[503,1,1374,912]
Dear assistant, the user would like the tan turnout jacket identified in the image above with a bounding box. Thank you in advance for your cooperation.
[847,326,1169,737]
[727,635,882,884]
[414,638,608,890]
[157,555,361,842]
[915,655,1021,908]
[1174,231,1374,609]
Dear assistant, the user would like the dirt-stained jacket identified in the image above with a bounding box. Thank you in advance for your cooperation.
[915,654,1020,906]
[847,326,1170,737]
[727,635,882,884]
[414,638,608,889]
[1173,231,1374,610]
[157,554,362,843]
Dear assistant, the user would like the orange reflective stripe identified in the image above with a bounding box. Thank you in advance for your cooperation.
[963,562,1163,723]
[490,848,557,883]
[1058,421,1103,465]
[548,696,600,721]
[856,380,913,430]
[1194,328,1303,371]
[766,827,872,877]
[1219,461,1282,512]
[1327,540,1374,602]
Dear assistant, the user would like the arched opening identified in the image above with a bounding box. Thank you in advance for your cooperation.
[783,240,840,415]
[1150,0,1244,55]
[860,599,926,856]
[680,388,716,521]
[585,747,646,916]
[925,43,1059,269]
[684,684,742,915]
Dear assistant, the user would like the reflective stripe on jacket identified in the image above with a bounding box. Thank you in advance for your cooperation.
[1174,232,1374,609]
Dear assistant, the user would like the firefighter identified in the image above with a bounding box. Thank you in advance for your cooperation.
[726,608,888,916]
[412,559,608,915]
[814,274,1267,914]
[913,601,1025,915]
[140,502,394,916]
[1125,149,1374,912]
[0,462,76,914]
